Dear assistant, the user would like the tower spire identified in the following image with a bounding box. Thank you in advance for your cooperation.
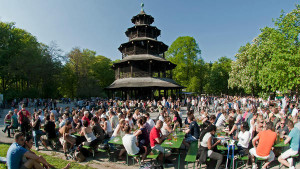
[140,1,145,14]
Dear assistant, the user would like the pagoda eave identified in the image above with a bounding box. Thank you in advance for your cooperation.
[106,77,184,89]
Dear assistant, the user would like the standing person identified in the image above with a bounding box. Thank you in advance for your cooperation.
[149,120,172,163]
[249,122,277,169]
[32,112,45,151]
[18,104,31,136]
[278,120,300,169]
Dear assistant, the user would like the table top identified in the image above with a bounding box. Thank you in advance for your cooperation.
[108,136,123,145]
[161,132,185,149]
[217,144,238,151]
[73,133,81,137]
[274,141,289,147]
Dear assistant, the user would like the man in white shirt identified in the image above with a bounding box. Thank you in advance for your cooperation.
[122,125,147,162]
[145,113,155,129]
[215,111,226,128]
[291,105,298,117]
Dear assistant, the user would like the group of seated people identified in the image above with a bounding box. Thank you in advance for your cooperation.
[4,100,300,169]
[196,104,300,169]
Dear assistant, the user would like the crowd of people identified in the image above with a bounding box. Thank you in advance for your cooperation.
[3,95,300,169]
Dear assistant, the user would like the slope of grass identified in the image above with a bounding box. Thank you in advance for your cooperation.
[0,143,95,169]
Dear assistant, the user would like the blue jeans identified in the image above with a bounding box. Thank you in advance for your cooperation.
[185,134,197,143]
[33,130,45,148]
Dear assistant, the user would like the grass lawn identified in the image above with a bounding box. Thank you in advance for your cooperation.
[0,143,95,169]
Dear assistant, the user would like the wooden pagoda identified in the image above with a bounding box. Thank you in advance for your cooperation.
[106,5,184,100]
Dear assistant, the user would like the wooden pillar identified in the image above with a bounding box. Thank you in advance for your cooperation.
[118,67,120,79]
[130,63,133,77]
[147,41,149,54]
[163,67,166,78]
[149,61,152,77]
[170,70,172,79]
[158,71,160,78]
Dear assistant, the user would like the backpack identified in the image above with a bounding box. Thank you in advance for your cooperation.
[74,151,86,162]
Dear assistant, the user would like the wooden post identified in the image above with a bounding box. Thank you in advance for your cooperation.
[131,64,133,77]
[149,61,152,77]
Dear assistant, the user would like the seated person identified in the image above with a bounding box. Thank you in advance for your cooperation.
[100,114,113,138]
[41,115,58,150]
[71,115,82,132]
[134,119,150,148]
[149,120,172,163]
[2,110,18,137]
[172,111,182,128]
[7,132,70,169]
[197,125,223,169]
[123,125,147,163]
[161,116,178,136]
[183,115,200,147]
[23,135,55,168]
[215,110,226,128]
[237,122,251,156]
[80,120,99,148]
[91,117,105,144]
[278,120,299,169]
[59,120,76,159]
[249,122,277,169]
[224,116,238,139]
[112,119,126,138]
[276,119,289,136]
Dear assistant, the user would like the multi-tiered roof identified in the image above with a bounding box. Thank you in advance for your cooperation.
[107,5,183,99]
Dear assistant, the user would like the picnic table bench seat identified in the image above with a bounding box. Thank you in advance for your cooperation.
[185,141,198,169]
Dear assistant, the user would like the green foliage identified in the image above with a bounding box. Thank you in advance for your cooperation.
[59,47,114,98]
[166,36,207,93]
[0,21,115,100]
[0,22,63,100]
[229,4,300,96]
[205,57,232,95]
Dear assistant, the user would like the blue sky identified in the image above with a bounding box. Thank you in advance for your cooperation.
[0,0,298,62]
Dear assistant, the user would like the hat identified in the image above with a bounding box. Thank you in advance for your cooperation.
[101,114,107,119]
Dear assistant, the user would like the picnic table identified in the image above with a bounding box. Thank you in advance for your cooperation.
[274,141,289,148]
[161,131,185,169]
[108,136,123,145]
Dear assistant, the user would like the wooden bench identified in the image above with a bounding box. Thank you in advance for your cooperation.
[185,141,198,169]
[235,156,249,169]
[82,145,109,158]
[146,149,160,162]
[126,153,141,166]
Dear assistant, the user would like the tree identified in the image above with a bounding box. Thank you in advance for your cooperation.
[205,57,232,95]
[166,36,204,92]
